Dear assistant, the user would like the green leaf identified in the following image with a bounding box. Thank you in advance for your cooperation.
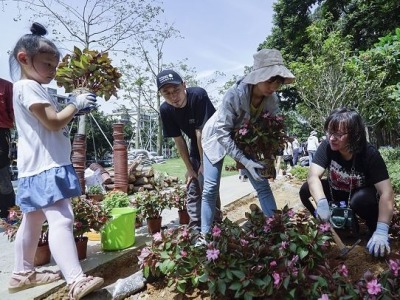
[217,279,226,295]
[228,282,242,291]
[231,270,245,279]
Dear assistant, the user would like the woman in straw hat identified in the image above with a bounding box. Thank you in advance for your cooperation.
[200,49,295,234]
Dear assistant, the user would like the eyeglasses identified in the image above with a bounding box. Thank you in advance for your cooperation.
[326,131,348,139]
[160,86,183,98]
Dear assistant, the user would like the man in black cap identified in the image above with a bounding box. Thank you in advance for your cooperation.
[156,69,220,231]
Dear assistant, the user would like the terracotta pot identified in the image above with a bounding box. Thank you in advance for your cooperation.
[178,209,190,225]
[75,236,89,260]
[34,243,51,266]
[147,217,162,234]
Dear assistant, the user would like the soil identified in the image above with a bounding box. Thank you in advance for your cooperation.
[46,175,399,299]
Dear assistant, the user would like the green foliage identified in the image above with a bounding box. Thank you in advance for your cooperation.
[167,185,187,211]
[290,165,308,182]
[56,47,122,100]
[380,147,400,194]
[87,185,104,195]
[133,189,171,219]
[71,197,109,240]
[101,191,131,214]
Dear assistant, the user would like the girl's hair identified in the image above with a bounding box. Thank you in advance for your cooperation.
[324,107,367,154]
[9,22,60,81]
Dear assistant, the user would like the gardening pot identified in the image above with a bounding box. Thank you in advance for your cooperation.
[147,217,162,234]
[101,207,137,251]
[34,243,51,266]
[178,210,190,225]
[75,236,89,260]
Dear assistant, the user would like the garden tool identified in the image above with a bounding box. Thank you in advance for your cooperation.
[311,198,361,257]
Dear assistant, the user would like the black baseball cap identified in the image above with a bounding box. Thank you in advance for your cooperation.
[156,70,183,91]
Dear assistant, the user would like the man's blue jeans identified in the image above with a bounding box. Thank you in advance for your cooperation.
[201,154,277,234]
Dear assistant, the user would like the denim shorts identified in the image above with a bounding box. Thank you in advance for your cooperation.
[17,165,82,213]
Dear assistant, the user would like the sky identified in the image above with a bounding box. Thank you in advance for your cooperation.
[0,0,277,113]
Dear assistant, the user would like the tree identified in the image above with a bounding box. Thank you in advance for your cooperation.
[12,0,162,52]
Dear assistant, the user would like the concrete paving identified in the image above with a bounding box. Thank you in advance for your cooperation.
[0,174,255,300]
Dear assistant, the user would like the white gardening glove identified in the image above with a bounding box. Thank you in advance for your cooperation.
[367,222,390,257]
[315,197,330,222]
[244,159,264,181]
[67,93,97,112]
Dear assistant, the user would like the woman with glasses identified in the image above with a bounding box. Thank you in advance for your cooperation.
[299,107,394,257]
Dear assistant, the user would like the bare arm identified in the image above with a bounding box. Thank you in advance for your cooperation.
[375,179,394,225]
[30,103,77,131]
[307,162,327,203]
[173,136,197,183]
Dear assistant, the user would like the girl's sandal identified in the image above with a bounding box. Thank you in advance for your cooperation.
[68,275,104,300]
[8,270,61,293]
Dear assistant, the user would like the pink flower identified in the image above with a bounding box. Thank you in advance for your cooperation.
[280,241,288,250]
[287,209,295,218]
[180,250,187,257]
[272,271,281,286]
[270,260,277,268]
[153,232,162,241]
[9,210,17,220]
[239,128,248,136]
[367,278,382,295]
[181,227,189,238]
[206,248,220,261]
[138,247,151,266]
[212,225,221,237]
[240,239,249,246]
[318,294,329,300]
[389,259,400,276]
[319,222,331,232]
[263,225,271,233]
[338,264,348,277]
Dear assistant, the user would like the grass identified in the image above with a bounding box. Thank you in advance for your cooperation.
[152,156,238,182]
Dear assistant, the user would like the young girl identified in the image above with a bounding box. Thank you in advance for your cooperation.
[8,22,102,299]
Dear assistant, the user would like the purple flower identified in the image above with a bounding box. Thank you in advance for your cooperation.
[206,248,220,261]
[286,209,295,218]
[212,225,221,237]
[153,232,162,241]
[319,222,331,232]
[272,271,281,286]
[389,259,400,276]
[280,241,288,250]
[239,128,248,136]
[338,264,348,277]
[367,278,382,295]
[240,239,249,246]
[270,260,277,268]
[318,294,329,300]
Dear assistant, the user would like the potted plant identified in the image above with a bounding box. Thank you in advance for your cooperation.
[86,184,105,202]
[1,206,50,266]
[168,185,189,225]
[71,196,109,259]
[133,189,171,234]
[100,191,137,251]
[233,112,288,179]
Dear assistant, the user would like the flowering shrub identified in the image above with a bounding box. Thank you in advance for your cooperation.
[71,196,109,240]
[233,112,287,162]
[138,206,400,299]
[0,206,49,244]
[133,189,171,219]
[168,185,187,211]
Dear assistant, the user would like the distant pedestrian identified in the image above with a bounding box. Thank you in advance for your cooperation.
[0,77,15,219]
[157,69,221,231]
[8,22,103,298]
[292,135,300,166]
[307,130,319,164]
